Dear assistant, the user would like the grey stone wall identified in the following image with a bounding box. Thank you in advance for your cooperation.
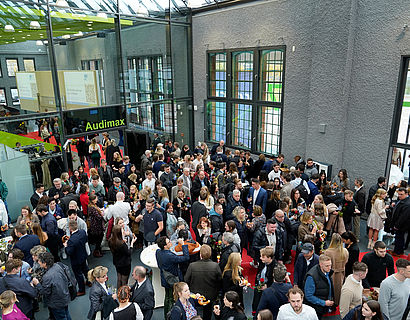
[192,0,410,186]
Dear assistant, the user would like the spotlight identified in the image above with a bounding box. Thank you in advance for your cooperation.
[4,25,15,32]
[29,21,41,29]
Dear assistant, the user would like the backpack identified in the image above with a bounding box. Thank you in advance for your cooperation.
[295,179,309,201]
[166,212,178,238]
[166,305,183,320]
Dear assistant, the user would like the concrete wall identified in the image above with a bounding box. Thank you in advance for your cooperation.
[192,0,410,185]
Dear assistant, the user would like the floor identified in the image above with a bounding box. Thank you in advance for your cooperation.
[35,219,409,320]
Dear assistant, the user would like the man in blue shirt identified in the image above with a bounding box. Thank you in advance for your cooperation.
[304,254,335,319]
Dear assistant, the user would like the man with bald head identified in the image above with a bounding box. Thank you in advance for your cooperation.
[130,266,155,320]
[104,192,131,226]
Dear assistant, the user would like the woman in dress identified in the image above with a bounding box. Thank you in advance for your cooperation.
[88,195,105,258]
[325,233,349,305]
[87,266,118,320]
[367,189,388,250]
[169,282,198,320]
[222,252,244,306]
[213,291,247,320]
[108,225,137,288]
[109,285,143,320]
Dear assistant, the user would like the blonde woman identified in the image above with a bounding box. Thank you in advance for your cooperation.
[325,233,349,305]
[298,211,316,242]
[87,266,117,320]
[202,186,214,211]
[169,282,198,320]
[89,138,101,169]
[367,188,388,249]
[0,290,28,320]
[222,252,244,305]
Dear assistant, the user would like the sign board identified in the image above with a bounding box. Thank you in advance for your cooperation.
[64,71,98,106]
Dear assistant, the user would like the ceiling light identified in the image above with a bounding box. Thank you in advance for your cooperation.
[136,6,149,16]
[21,16,26,19]
[27,35,30,37]
[66,27,70,30]
[4,25,15,32]
[12,40,16,42]
[55,0,69,7]
[74,31,83,36]
[30,21,41,29]
[18,30,23,33]
[88,27,93,30]
[22,37,26,39]
[62,34,70,39]
[96,12,107,18]
[5,42,8,44]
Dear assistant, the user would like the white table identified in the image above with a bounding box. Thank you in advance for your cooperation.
[140,244,165,308]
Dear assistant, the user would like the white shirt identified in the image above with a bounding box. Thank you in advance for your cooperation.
[253,187,260,206]
[135,278,146,290]
[109,302,143,320]
[265,228,276,248]
[306,255,314,267]
[105,200,131,225]
[142,178,156,195]
[268,169,281,181]
[277,303,318,320]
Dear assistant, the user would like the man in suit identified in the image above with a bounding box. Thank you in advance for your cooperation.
[247,178,268,214]
[192,170,211,201]
[392,187,410,255]
[130,266,155,320]
[185,244,222,320]
[353,178,366,240]
[0,258,37,319]
[14,224,40,267]
[63,220,89,296]
[30,183,44,209]
[191,190,208,240]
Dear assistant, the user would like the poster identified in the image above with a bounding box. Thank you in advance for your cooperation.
[16,72,38,100]
[64,71,97,106]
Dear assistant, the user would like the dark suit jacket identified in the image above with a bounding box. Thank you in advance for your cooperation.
[248,187,268,213]
[392,196,410,231]
[14,234,40,267]
[130,278,155,320]
[30,192,41,209]
[191,176,211,200]
[65,229,88,266]
[0,274,37,316]
[353,187,366,214]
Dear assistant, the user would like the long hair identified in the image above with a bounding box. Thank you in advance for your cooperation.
[224,291,244,314]
[108,225,124,251]
[21,206,33,221]
[31,223,47,244]
[353,300,384,320]
[327,233,348,261]
[223,252,242,284]
[371,188,387,205]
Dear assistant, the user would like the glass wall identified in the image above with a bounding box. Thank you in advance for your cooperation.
[0,0,193,145]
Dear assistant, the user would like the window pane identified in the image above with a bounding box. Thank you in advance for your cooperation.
[260,49,284,102]
[232,103,252,149]
[232,51,253,100]
[138,58,152,101]
[206,101,226,142]
[397,65,410,144]
[209,53,226,97]
[10,88,20,106]
[0,89,6,107]
[258,106,281,155]
[6,59,18,77]
[23,59,35,72]
[153,102,175,133]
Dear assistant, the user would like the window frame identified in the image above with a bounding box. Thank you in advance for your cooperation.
[6,58,19,77]
[23,58,36,72]
[205,46,286,154]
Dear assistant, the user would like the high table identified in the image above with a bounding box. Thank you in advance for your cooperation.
[140,244,165,308]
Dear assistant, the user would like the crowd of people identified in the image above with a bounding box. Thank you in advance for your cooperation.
[0,134,409,320]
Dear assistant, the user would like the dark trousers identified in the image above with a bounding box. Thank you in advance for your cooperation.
[394,230,406,254]
[72,261,89,293]
[200,304,213,320]
[164,287,174,318]
[50,306,71,320]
